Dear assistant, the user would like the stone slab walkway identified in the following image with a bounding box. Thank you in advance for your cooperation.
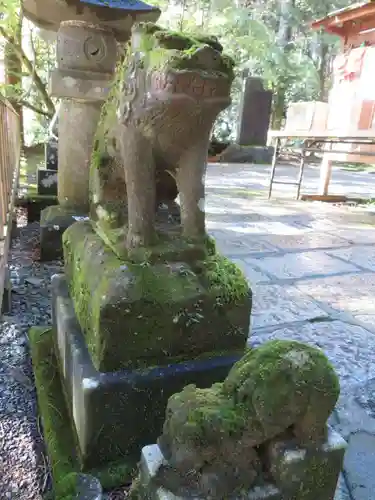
[205,163,375,500]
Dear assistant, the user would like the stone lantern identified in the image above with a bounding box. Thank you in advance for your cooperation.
[22,0,161,260]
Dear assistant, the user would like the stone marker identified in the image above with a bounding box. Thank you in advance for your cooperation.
[37,168,58,196]
[47,23,251,473]
[137,340,347,499]
[236,75,272,147]
[45,138,58,171]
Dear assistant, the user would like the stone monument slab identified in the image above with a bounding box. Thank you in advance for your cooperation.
[37,168,58,196]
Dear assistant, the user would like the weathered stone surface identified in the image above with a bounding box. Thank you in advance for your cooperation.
[45,138,58,170]
[327,246,375,272]
[219,144,274,164]
[251,321,375,391]
[147,341,342,499]
[251,284,327,329]
[267,427,346,500]
[40,205,88,261]
[343,432,375,500]
[63,221,250,371]
[247,251,359,280]
[91,22,235,252]
[258,232,350,251]
[52,274,241,468]
[75,474,102,500]
[139,444,282,499]
[296,273,375,317]
[37,168,58,196]
[236,76,272,147]
[231,258,270,285]
[214,236,277,256]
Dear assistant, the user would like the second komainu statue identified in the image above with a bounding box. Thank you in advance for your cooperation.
[90,22,235,258]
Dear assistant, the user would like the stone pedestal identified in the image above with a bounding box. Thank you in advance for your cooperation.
[140,427,346,500]
[236,76,272,147]
[50,272,247,468]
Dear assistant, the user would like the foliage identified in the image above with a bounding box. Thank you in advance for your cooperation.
[0,0,56,144]
[1,0,354,142]
[153,0,352,139]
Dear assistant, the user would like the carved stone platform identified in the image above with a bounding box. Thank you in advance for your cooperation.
[51,274,244,469]
[140,427,347,500]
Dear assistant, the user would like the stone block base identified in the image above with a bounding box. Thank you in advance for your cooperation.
[63,221,250,372]
[139,428,346,500]
[139,445,282,499]
[51,274,242,469]
[266,429,347,499]
[37,168,58,196]
[220,144,274,164]
[40,205,88,261]
[16,194,57,223]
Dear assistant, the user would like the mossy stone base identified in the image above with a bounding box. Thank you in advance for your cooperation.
[29,326,135,499]
[49,274,243,469]
[16,194,57,223]
[63,221,251,372]
[40,205,88,261]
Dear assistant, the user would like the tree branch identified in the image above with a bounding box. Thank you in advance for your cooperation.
[18,99,53,117]
[0,25,55,116]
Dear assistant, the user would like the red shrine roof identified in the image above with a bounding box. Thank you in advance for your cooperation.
[311,2,375,37]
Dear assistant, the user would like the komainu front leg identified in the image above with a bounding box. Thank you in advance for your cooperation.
[177,143,207,240]
[118,124,156,249]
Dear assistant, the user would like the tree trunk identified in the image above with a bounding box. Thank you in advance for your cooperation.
[4,11,24,146]
[272,0,295,129]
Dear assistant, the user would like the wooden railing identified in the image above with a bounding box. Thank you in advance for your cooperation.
[0,97,21,315]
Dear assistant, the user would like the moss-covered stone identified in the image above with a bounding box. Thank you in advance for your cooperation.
[62,221,250,372]
[29,327,135,499]
[156,340,340,498]
[161,340,340,450]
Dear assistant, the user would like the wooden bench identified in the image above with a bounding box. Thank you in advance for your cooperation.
[268,130,375,199]
[0,98,21,315]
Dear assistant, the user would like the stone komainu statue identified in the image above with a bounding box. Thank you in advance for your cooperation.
[90,23,235,253]
[154,340,340,499]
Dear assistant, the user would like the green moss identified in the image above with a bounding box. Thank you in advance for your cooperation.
[62,222,249,371]
[164,340,340,449]
[195,253,249,304]
[29,327,135,499]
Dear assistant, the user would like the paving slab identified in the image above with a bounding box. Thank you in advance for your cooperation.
[328,246,375,271]
[296,273,375,318]
[343,432,375,500]
[251,320,375,391]
[231,258,270,286]
[213,235,277,256]
[333,227,375,245]
[247,251,359,280]
[258,232,351,252]
[250,284,328,329]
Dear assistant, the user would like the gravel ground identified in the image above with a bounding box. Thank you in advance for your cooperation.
[0,212,130,499]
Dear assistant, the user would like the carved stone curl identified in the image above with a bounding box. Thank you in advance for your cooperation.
[154,340,340,499]
[90,23,235,255]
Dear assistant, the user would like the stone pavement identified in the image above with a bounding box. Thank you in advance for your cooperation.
[205,163,375,500]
